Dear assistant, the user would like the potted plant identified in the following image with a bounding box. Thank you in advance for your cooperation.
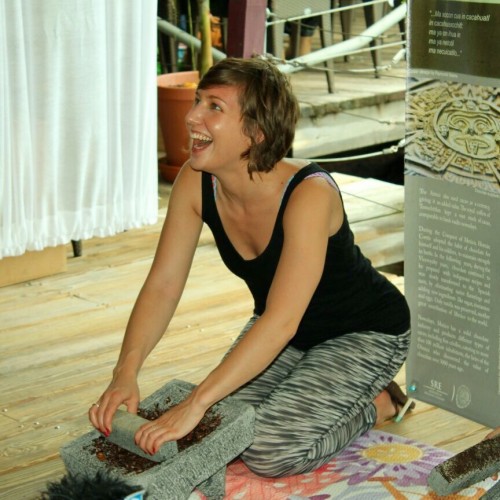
[158,0,213,183]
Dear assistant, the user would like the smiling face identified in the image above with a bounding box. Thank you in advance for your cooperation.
[191,58,299,177]
[185,85,252,174]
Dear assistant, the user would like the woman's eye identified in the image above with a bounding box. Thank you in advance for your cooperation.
[210,103,222,111]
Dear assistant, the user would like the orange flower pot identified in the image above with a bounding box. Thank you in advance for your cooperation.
[157,71,199,182]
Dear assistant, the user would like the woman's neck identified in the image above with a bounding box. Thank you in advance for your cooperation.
[214,159,307,207]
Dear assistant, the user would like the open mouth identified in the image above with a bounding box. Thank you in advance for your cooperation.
[191,132,212,152]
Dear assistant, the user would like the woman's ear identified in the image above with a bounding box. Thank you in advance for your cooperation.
[255,127,265,144]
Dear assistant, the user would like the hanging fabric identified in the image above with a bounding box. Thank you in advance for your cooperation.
[0,0,158,258]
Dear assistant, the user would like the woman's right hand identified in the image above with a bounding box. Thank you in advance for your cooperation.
[88,372,140,436]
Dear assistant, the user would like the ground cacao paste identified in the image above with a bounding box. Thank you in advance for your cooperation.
[86,400,222,475]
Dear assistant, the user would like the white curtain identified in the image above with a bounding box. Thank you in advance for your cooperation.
[0,0,158,259]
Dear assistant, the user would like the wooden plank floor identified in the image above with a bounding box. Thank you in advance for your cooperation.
[0,175,491,499]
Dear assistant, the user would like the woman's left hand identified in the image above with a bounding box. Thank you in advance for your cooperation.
[134,396,207,455]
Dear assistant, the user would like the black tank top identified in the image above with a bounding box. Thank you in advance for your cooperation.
[201,164,410,350]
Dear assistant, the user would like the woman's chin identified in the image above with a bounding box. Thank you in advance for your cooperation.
[188,155,211,173]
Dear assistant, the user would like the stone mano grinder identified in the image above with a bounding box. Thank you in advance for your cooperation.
[60,380,255,500]
[428,434,500,498]
[105,409,177,463]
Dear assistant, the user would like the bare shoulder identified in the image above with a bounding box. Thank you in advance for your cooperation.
[292,174,340,208]
[281,157,311,169]
[282,159,336,187]
[277,158,341,207]
[284,164,343,234]
[168,162,203,217]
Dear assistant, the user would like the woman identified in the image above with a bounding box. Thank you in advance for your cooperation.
[89,57,412,477]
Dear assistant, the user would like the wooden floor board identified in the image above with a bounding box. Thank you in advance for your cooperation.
[0,176,492,499]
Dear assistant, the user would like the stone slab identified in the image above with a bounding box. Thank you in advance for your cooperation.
[428,435,500,496]
[60,380,255,500]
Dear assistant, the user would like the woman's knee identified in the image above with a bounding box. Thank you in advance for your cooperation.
[240,409,373,477]
[240,431,328,478]
[240,445,304,478]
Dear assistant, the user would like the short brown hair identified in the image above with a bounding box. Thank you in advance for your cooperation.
[198,57,299,177]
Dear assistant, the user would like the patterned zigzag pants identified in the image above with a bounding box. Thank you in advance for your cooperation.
[229,315,411,478]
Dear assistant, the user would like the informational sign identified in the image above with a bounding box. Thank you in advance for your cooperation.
[404,0,499,428]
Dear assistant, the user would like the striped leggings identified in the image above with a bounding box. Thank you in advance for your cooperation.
[229,315,411,477]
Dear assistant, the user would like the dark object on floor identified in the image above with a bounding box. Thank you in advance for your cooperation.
[71,239,82,257]
[39,470,146,499]
[428,435,500,495]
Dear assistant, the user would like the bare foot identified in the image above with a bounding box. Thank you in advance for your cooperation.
[374,390,396,425]
[485,427,500,440]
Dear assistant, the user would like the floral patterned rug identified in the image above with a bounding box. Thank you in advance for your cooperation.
[192,430,498,499]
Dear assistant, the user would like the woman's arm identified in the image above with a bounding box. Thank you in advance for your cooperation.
[135,176,343,454]
[89,164,204,435]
